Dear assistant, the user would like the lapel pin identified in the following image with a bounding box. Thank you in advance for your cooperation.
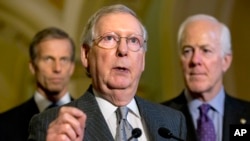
[240,118,247,124]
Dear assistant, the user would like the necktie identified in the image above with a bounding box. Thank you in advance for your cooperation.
[45,103,58,110]
[197,104,216,141]
[116,106,137,141]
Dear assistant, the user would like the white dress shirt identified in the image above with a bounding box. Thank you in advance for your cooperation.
[93,89,149,141]
[34,91,71,112]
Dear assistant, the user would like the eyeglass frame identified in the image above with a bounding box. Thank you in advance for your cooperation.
[92,32,147,52]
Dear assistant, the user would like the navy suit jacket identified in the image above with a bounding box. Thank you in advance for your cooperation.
[28,85,187,141]
[0,97,39,141]
[0,96,73,141]
[161,91,250,141]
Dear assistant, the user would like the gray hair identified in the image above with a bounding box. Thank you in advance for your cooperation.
[177,14,232,56]
[29,27,75,63]
[80,4,148,51]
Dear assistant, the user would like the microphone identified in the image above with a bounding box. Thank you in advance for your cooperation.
[158,127,184,141]
[127,128,142,141]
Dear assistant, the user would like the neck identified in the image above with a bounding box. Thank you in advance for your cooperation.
[37,88,68,102]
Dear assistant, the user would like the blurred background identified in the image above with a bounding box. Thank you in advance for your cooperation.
[0,0,249,113]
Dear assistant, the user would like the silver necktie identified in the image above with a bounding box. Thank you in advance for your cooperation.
[116,106,137,141]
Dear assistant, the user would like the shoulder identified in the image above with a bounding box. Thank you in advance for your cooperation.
[29,91,92,125]
[135,96,185,119]
[225,94,250,112]
[0,97,37,119]
[223,94,250,124]
[135,96,187,139]
[225,94,250,107]
[160,91,186,109]
[0,97,38,139]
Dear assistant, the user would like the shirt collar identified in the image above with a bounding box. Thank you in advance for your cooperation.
[185,87,225,115]
[34,91,71,112]
[93,88,140,121]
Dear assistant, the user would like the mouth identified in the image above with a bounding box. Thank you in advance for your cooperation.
[189,72,206,80]
[113,66,129,72]
[190,72,204,75]
[50,78,63,83]
[189,70,205,75]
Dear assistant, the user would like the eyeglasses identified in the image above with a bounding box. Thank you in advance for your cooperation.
[92,32,146,52]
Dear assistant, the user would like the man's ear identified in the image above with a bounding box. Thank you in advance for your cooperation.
[222,53,232,72]
[29,61,36,75]
[81,44,90,68]
[69,62,75,76]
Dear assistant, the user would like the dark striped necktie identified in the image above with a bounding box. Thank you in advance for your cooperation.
[45,103,58,110]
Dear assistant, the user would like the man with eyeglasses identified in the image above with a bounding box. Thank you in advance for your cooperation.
[93,32,146,52]
[28,4,187,141]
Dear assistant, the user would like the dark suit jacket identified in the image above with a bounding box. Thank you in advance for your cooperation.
[28,85,187,141]
[0,97,39,141]
[0,95,74,141]
[161,91,250,141]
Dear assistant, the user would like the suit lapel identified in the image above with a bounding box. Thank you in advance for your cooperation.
[169,92,198,141]
[223,94,247,141]
[135,96,180,141]
[74,86,114,141]
[135,96,162,140]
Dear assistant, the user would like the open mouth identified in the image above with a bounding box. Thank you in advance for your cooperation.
[190,72,205,75]
[114,66,129,72]
[191,73,203,75]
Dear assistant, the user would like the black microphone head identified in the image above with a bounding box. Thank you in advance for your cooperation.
[132,128,142,138]
[158,127,173,139]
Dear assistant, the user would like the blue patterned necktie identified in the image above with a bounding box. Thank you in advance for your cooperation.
[116,106,137,141]
[197,104,216,141]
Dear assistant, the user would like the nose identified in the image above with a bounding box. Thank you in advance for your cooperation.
[190,50,202,66]
[116,38,128,57]
[53,60,62,73]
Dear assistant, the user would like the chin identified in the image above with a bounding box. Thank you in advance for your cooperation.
[188,84,208,93]
[107,84,130,89]
[47,87,63,94]
[108,79,131,88]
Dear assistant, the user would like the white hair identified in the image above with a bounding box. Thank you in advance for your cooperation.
[81,4,148,51]
[177,14,232,56]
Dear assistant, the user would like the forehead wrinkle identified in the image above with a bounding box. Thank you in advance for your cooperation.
[94,13,142,37]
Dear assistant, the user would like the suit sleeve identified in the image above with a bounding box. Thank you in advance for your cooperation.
[27,108,58,141]
[179,111,187,140]
[27,113,47,141]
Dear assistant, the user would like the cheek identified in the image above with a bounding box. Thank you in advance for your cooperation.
[64,68,73,78]
[35,71,46,84]
[35,65,47,75]
[212,62,225,76]
[209,57,223,71]
[38,70,48,79]
[90,51,111,74]
[35,65,52,79]
[180,59,189,71]
[134,54,145,72]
